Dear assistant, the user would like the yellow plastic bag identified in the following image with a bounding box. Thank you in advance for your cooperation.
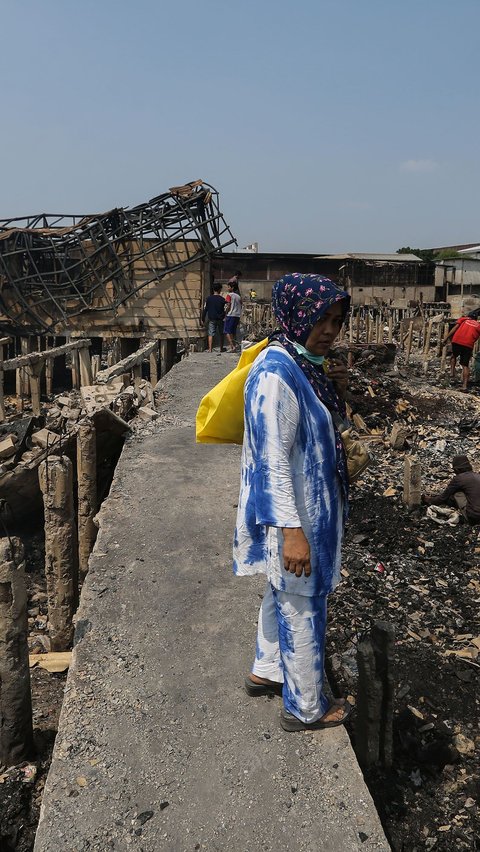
[196,339,268,444]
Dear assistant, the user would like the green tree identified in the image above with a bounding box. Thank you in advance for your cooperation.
[396,247,436,262]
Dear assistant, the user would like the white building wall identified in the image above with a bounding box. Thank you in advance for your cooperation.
[436,259,480,290]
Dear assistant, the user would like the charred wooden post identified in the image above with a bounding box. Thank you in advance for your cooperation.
[160,340,168,378]
[20,338,31,396]
[440,338,448,372]
[15,368,23,412]
[77,422,97,582]
[0,344,5,423]
[133,363,142,392]
[91,354,101,381]
[356,621,395,768]
[355,311,360,343]
[388,314,393,343]
[38,456,78,651]
[45,357,54,397]
[26,361,44,417]
[78,346,93,386]
[365,313,370,344]
[160,339,177,377]
[149,348,158,386]
[71,348,80,390]
[0,339,10,422]
[403,454,421,507]
[425,319,435,373]
[16,339,29,413]
[423,318,432,354]
[417,321,425,350]
[0,537,34,767]
[436,322,444,357]
[405,322,414,363]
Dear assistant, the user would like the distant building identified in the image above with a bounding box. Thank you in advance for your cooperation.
[429,242,480,254]
[213,251,436,306]
[435,250,480,315]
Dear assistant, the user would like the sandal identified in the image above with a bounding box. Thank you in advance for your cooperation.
[244,676,283,697]
[280,701,352,732]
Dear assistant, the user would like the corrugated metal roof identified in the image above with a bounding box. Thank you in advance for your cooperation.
[437,255,480,264]
[315,253,423,262]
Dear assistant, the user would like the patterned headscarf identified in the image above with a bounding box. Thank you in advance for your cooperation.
[269,273,351,503]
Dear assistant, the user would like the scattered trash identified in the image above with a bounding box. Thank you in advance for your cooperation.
[22,765,37,784]
[29,652,72,673]
[452,734,475,756]
[426,505,460,526]
[410,768,423,787]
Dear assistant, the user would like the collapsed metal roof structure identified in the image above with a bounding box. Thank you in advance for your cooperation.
[0,180,236,333]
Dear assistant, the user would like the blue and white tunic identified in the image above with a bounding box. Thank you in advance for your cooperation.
[233,346,344,597]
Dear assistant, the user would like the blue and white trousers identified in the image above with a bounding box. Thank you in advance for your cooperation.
[251,583,330,723]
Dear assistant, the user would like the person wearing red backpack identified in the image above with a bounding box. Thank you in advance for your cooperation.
[442,315,480,391]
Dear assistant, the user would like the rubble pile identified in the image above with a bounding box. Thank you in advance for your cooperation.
[0,376,159,519]
[327,348,480,852]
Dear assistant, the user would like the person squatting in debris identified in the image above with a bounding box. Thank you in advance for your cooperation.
[442,315,480,391]
[422,455,480,525]
[233,273,353,732]
[224,278,243,352]
[202,282,226,353]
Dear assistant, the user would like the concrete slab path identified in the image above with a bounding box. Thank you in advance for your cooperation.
[35,351,390,852]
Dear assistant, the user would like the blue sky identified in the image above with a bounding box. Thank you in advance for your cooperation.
[1,0,479,253]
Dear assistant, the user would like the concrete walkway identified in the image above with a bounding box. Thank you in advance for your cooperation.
[35,352,390,852]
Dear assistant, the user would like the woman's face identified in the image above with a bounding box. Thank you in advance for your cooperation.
[304,302,344,355]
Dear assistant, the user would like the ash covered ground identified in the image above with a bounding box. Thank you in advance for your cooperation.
[327,348,480,852]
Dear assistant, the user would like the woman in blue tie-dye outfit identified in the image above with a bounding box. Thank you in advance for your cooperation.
[233,273,353,731]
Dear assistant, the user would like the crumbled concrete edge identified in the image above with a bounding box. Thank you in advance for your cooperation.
[35,357,391,851]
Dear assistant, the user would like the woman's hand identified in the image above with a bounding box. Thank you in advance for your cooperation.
[327,359,348,397]
[282,527,311,577]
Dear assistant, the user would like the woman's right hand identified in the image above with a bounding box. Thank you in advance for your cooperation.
[282,527,311,577]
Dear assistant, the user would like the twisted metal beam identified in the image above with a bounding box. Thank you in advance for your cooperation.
[0,180,236,332]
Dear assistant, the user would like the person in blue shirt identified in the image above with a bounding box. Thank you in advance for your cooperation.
[202,283,226,353]
[233,273,353,731]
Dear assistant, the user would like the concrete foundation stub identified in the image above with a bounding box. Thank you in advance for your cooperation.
[77,422,97,582]
[38,456,78,651]
[0,536,34,766]
[403,454,422,507]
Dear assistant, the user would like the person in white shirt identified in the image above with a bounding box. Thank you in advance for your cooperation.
[224,281,242,352]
